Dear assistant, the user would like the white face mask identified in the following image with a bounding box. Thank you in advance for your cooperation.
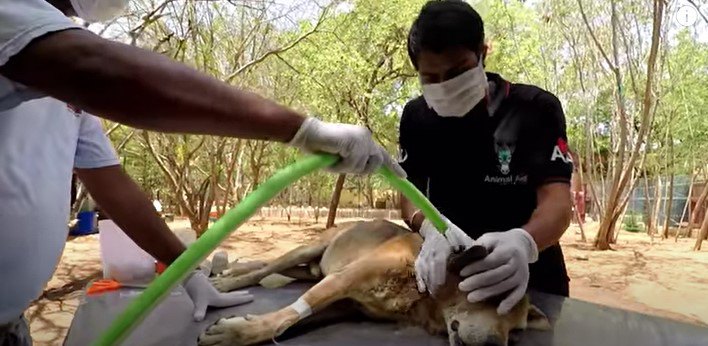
[421,64,488,117]
[70,0,129,22]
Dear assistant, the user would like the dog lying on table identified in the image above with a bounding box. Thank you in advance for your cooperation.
[199,220,550,346]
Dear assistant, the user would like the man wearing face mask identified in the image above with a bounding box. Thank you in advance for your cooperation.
[399,0,573,316]
[0,0,405,344]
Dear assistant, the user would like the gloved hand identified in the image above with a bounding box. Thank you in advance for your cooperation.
[288,117,406,177]
[458,228,538,315]
[415,217,474,294]
[183,271,254,321]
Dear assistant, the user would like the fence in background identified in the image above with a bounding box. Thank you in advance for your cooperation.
[589,175,693,226]
[256,207,402,220]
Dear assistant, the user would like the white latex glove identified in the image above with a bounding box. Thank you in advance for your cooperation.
[288,117,406,177]
[183,271,254,321]
[458,228,538,315]
[415,218,474,295]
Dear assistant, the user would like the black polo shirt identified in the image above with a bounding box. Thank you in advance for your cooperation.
[399,72,573,295]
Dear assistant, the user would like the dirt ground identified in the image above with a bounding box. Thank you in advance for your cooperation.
[26,217,708,345]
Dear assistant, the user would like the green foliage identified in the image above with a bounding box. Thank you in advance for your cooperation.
[623,212,645,233]
[96,0,708,225]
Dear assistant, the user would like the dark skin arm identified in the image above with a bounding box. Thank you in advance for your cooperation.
[0,29,304,142]
[522,182,572,250]
[76,165,185,264]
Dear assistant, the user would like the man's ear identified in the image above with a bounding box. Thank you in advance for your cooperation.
[526,305,551,330]
[481,43,490,67]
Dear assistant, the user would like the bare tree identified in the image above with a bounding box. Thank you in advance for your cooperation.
[578,0,666,249]
[105,0,333,234]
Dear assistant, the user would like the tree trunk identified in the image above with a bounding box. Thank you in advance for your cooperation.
[650,176,663,238]
[613,201,629,243]
[219,140,242,216]
[688,173,708,235]
[676,171,695,241]
[661,132,675,239]
[575,205,587,242]
[662,171,675,239]
[595,213,621,250]
[326,174,346,229]
[643,174,654,234]
[677,165,705,240]
[693,210,708,251]
[366,176,375,208]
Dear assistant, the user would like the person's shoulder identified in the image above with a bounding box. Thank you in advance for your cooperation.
[399,96,433,142]
[507,82,565,125]
[0,0,81,66]
[400,96,429,125]
[402,96,428,116]
[508,83,561,108]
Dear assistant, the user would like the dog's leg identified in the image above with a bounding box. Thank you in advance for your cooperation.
[210,225,348,292]
[199,254,393,346]
[219,261,268,277]
[277,262,322,281]
[210,243,327,292]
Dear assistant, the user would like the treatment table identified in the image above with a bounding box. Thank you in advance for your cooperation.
[65,282,708,346]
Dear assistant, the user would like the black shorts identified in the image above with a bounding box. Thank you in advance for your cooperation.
[528,243,569,297]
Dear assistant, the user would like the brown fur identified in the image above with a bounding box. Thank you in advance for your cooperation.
[200,220,549,346]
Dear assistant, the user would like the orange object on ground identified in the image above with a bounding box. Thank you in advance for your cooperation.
[86,279,149,296]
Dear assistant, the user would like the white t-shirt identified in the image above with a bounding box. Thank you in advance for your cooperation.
[0,0,119,323]
[0,0,80,111]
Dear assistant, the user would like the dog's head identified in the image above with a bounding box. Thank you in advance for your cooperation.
[433,246,551,346]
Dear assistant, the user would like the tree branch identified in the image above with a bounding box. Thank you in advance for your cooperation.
[225,6,329,83]
[577,0,615,70]
[142,131,195,217]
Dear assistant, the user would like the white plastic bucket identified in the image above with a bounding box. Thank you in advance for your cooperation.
[98,220,156,284]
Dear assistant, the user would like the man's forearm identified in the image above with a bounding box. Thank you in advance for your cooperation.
[0,29,304,141]
[523,183,572,251]
[78,166,186,264]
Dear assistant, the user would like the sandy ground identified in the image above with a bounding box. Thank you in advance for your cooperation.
[26,217,708,345]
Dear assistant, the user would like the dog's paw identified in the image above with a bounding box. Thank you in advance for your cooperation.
[222,261,268,277]
[199,315,272,346]
[209,276,237,293]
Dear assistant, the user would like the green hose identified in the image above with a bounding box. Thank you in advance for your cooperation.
[94,153,447,346]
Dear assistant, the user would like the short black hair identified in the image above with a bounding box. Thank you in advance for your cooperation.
[407,0,485,69]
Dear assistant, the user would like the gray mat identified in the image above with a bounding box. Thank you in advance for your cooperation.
[65,282,708,346]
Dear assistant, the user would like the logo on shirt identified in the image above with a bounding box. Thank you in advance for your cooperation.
[551,138,573,164]
[67,103,83,117]
[497,147,513,175]
[484,174,528,185]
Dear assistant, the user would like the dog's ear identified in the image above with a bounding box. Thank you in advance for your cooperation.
[526,305,551,330]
